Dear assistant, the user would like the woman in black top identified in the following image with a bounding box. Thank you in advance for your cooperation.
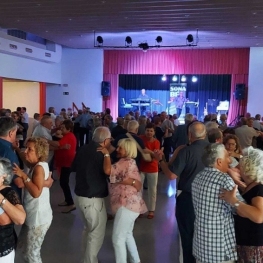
[221,147,263,263]
[0,158,26,262]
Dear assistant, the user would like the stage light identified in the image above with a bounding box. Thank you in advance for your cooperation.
[186,34,194,44]
[181,75,187,82]
[192,76,198,83]
[162,74,167,81]
[138,42,149,51]
[125,36,132,46]
[172,75,178,82]
[156,36,162,43]
[96,36,103,46]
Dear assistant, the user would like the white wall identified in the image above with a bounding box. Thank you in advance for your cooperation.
[46,48,104,113]
[0,52,61,83]
[3,81,40,117]
[248,47,263,116]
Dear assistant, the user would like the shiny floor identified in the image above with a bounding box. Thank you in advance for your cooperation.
[15,173,180,263]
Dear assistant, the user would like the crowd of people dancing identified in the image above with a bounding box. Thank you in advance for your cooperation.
[0,105,263,263]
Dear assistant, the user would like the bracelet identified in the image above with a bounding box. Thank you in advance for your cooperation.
[104,154,110,157]
[131,179,136,186]
[0,198,7,208]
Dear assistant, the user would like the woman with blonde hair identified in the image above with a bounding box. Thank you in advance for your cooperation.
[98,138,147,263]
[13,137,53,263]
[221,147,263,263]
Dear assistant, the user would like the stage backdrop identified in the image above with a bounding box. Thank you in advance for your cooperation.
[118,74,231,119]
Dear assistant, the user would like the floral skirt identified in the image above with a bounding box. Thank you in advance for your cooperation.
[237,245,263,263]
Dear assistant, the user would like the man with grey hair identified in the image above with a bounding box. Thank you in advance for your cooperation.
[155,121,209,263]
[111,120,147,167]
[0,117,23,197]
[192,143,238,263]
[111,117,127,139]
[172,113,194,149]
[137,115,147,135]
[72,126,112,263]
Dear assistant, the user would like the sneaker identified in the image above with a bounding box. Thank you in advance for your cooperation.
[61,205,76,213]
[58,201,68,206]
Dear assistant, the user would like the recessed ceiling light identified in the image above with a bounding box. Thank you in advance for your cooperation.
[185,14,190,17]
[69,18,72,21]
[256,43,259,45]
[255,35,258,38]
[227,32,230,34]
[253,12,257,15]
[254,25,258,28]
[17,20,20,22]
[45,30,48,33]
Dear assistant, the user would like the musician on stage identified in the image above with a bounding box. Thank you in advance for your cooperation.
[174,91,187,117]
[138,89,149,99]
[137,89,149,115]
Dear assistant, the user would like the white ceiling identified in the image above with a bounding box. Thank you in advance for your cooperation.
[0,0,262,49]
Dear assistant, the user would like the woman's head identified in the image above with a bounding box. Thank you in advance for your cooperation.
[117,138,137,159]
[61,119,74,133]
[25,138,49,163]
[223,134,241,153]
[240,147,263,183]
[0,158,13,185]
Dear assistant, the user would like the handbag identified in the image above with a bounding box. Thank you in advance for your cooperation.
[126,133,152,162]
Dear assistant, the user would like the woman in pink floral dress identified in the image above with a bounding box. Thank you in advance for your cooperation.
[108,138,147,263]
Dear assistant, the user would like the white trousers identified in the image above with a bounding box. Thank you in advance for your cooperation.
[18,222,51,263]
[140,172,158,211]
[112,206,140,263]
[75,196,107,263]
[0,250,15,263]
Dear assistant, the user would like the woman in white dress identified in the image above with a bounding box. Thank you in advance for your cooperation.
[13,137,53,263]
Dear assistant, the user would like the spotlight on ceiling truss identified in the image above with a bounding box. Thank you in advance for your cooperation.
[125,36,132,46]
[93,30,199,50]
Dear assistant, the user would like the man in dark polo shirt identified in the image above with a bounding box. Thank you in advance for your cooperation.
[0,117,24,198]
[111,120,147,167]
[156,121,208,263]
[72,126,112,263]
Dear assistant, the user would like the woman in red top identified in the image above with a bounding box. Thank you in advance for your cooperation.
[140,123,160,219]
[48,120,77,213]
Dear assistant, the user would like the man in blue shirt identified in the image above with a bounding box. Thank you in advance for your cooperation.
[0,117,24,197]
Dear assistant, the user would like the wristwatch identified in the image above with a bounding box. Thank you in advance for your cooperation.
[24,177,31,183]
[104,154,110,157]
[233,201,240,208]
[0,198,7,208]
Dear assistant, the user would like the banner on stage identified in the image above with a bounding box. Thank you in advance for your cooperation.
[169,83,187,98]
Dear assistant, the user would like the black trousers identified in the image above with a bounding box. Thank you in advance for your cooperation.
[59,167,74,205]
[79,127,90,147]
[163,136,173,162]
[176,192,196,263]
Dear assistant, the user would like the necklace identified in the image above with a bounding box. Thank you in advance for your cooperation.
[244,181,259,193]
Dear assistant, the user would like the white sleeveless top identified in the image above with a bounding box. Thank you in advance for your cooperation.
[23,162,53,227]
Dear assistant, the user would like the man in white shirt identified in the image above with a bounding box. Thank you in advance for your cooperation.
[235,117,261,149]
[32,116,54,164]
[253,114,263,131]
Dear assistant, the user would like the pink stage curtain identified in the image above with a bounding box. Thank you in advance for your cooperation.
[102,74,118,119]
[103,49,249,121]
[228,74,248,125]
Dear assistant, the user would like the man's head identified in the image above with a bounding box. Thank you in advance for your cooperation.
[141,89,146,95]
[185,113,194,125]
[33,113,40,121]
[127,120,139,134]
[160,111,167,122]
[188,122,206,143]
[255,114,261,121]
[202,143,231,173]
[116,117,124,126]
[245,112,251,118]
[104,114,113,125]
[207,128,223,143]
[240,117,248,126]
[247,117,254,127]
[40,116,53,130]
[48,107,55,113]
[138,115,147,125]
[21,107,26,113]
[135,111,140,120]
[0,117,17,143]
[92,127,111,148]
[145,123,155,139]
[220,114,227,122]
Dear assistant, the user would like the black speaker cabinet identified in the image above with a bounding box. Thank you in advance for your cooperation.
[235,84,245,100]
[101,81,111,96]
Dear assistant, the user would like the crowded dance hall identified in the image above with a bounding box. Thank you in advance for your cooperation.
[0,1,263,263]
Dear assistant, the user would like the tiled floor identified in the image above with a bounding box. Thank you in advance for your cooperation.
[15,172,180,263]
